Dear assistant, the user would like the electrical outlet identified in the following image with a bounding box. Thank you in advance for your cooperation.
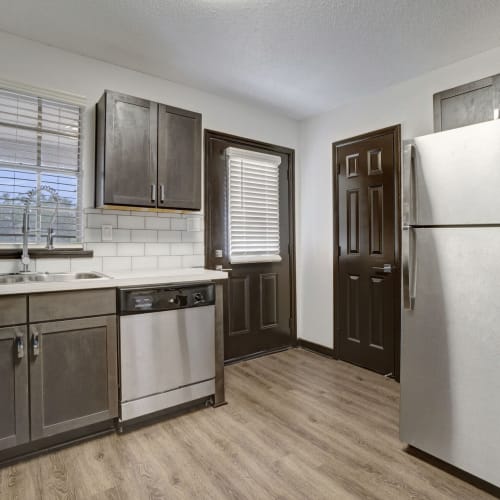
[187,217,201,232]
[101,225,113,241]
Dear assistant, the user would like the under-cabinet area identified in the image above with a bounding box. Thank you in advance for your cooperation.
[0,270,226,465]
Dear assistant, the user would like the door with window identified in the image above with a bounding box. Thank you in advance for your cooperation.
[205,131,295,361]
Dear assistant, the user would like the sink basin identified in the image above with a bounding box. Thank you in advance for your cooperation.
[0,271,110,284]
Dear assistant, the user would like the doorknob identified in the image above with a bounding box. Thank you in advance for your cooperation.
[372,264,394,273]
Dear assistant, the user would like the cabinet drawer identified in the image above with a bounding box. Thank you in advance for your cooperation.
[29,289,116,322]
[0,296,27,326]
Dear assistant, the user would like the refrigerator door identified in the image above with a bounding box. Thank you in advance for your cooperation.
[400,227,500,487]
[410,119,500,226]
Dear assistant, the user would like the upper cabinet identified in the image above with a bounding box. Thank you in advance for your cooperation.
[433,74,500,132]
[95,90,201,211]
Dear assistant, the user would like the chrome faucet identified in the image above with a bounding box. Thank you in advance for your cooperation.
[20,185,60,273]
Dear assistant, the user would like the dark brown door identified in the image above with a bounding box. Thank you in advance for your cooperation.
[157,104,202,210]
[333,125,401,377]
[30,316,118,440]
[102,91,158,207]
[205,131,296,361]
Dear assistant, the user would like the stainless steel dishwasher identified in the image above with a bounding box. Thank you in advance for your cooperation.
[118,282,215,423]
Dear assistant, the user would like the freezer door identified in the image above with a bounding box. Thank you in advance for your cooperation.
[410,119,500,225]
[400,227,500,487]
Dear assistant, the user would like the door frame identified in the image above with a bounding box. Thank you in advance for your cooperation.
[332,124,402,380]
[204,129,297,355]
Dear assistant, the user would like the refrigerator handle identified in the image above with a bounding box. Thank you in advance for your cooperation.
[402,226,415,310]
[402,143,415,226]
[403,143,415,310]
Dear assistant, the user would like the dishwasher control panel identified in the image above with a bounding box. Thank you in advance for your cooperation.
[119,282,215,315]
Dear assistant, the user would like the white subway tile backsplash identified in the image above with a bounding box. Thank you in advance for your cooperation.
[158,255,182,269]
[158,231,181,242]
[145,243,170,256]
[117,243,144,257]
[35,258,71,273]
[112,229,131,242]
[132,256,158,270]
[0,260,20,274]
[102,209,131,216]
[118,216,144,229]
[171,243,193,255]
[187,217,202,232]
[131,230,157,242]
[193,243,204,255]
[145,217,171,230]
[181,231,203,243]
[86,242,117,257]
[171,218,187,231]
[85,228,102,242]
[102,256,131,273]
[181,255,205,268]
[87,214,117,228]
[70,257,103,273]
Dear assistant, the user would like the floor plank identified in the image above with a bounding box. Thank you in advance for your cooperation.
[0,349,497,499]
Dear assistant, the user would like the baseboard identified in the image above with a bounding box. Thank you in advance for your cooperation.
[297,339,335,358]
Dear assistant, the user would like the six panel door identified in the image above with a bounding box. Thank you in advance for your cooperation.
[0,326,29,451]
[336,130,397,375]
[29,316,118,440]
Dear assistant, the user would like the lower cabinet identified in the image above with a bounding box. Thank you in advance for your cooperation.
[0,326,29,451]
[29,316,118,440]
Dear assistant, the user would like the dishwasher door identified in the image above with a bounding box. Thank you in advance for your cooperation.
[120,305,215,404]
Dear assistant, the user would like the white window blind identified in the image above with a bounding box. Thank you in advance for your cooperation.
[0,87,82,245]
[227,147,282,264]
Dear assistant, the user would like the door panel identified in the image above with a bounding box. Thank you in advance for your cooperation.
[335,127,400,375]
[30,316,118,440]
[157,104,201,210]
[104,92,157,207]
[0,326,29,451]
[205,133,295,361]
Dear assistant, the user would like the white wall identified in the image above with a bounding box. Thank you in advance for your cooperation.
[0,31,299,274]
[298,44,500,348]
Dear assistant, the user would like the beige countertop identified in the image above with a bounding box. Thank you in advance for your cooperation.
[0,268,227,295]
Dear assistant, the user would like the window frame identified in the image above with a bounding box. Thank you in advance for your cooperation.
[0,84,84,248]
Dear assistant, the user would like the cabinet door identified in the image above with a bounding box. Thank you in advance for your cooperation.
[433,74,500,132]
[0,326,29,451]
[157,104,201,210]
[104,92,158,207]
[30,316,118,440]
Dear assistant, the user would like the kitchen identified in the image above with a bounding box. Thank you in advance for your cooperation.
[1,1,500,499]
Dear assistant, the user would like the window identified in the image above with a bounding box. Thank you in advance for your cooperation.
[227,147,282,264]
[0,87,82,246]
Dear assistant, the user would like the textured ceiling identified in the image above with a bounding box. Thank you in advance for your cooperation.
[1,0,500,118]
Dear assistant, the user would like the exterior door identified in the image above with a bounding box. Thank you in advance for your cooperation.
[0,326,29,451]
[205,131,296,361]
[333,125,401,377]
[30,316,118,440]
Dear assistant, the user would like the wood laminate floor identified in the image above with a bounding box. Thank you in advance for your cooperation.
[0,348,497,500]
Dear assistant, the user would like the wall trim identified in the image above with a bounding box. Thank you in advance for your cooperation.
[297,339,335,358]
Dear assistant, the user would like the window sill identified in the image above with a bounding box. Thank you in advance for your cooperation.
[0,248,93,259]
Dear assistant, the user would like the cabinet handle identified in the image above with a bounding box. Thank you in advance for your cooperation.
[32,330,40,357]
[151,184,156,203]
[15,336,24,359]
[160,184,165,203]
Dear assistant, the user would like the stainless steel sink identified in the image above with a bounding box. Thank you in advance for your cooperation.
[0,271,110,284]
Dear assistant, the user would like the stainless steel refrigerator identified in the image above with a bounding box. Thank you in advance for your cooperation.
[400,119,500,488]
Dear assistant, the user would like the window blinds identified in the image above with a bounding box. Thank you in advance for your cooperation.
[227,147,282,264]
[0,88,82,245]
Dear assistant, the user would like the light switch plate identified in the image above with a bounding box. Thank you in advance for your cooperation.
[187,217,201,232]
[101,224,113,241]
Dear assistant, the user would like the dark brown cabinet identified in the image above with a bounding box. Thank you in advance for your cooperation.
[29,316,118,440]
[0,326,29,452]
[95,90,201,210]
[434,74,500,132]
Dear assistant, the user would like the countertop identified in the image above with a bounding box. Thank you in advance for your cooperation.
[0,268,227,296]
